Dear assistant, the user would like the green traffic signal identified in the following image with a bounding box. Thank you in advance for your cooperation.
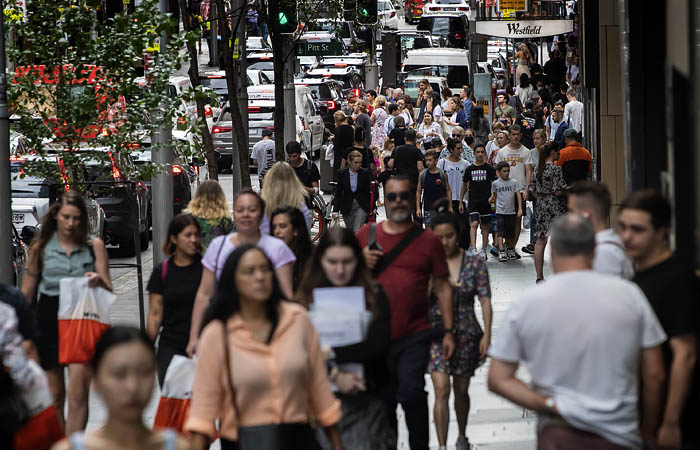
[360,8,368,16]
[278,12,288,24]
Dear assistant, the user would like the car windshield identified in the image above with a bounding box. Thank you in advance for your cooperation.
[378,1,393,11]
[11,162,59,198]
[249,61,273,71]
[307,22,351,39]
[418,17,464,36]
[201,78,228,90]
[404,65,469,87]
[306,84,332,100]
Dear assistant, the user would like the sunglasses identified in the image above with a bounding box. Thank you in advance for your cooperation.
[385,191,411,202]
[451,134,463,137]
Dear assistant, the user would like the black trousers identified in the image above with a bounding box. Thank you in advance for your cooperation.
[156,342,187,387]
[451,200,470,249]
[383,328,432,450]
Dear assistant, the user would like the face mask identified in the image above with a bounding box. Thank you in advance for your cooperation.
[464,136,475,145]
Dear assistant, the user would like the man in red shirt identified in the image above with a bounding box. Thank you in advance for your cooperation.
[357,174,455,450]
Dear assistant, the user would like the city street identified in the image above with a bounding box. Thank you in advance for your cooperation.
[90,172,546,449]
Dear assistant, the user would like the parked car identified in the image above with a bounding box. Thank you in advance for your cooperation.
[417,11,469,48]
[10,154,106,242]
[379,0,400,30]
[245,36,271,54]
[247,52,275,81]
[295,78,347,136]
[305,66,365,99]
[422,0,474,19]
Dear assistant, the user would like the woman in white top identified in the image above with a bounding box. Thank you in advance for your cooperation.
[441,97,461,139]
[417,111,443,150]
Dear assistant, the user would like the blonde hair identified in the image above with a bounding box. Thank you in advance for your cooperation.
[348,150,363,161]
[375,96,387,108]
[185,180,231,220]
[369,145,381,159]
[261,162,307,218]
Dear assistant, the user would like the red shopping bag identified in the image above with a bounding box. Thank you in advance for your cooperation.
[58,277,116,364]
[13,361,64,450]
[153,355,196,432]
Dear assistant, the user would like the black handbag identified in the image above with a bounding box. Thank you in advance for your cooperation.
[220,324,323,450]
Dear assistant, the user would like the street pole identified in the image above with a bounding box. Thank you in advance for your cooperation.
[0,10,13,285]
[232,0,247,194]
[283,36,295,149]
[365,27,379,92]
[152,0,174,267]
[210,0,218,67]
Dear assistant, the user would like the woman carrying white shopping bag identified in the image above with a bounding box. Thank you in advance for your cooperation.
[21,191,112,434]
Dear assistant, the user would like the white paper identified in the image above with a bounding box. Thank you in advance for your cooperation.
[309,310,366,347]
[312,286,366,312]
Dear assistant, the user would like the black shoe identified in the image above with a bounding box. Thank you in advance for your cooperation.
[521,243,535,254]
[490,247,499,257]
[512,249,521,259]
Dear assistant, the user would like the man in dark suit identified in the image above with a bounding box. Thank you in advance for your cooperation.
[333,150,373,232]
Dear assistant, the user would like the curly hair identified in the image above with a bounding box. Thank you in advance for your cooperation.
[185,180,231,220]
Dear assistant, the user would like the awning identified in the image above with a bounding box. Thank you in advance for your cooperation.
[475,20,573,38]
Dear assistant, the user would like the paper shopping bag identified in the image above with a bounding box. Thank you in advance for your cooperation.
[153,355,196,432]
[13,360,64,450]
[58,277,116,365]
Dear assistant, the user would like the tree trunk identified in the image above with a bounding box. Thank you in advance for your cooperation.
[215,0,252,187]
[178,0,219,180]
[267,0,286,162]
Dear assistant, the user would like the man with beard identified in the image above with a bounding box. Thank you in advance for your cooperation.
[357,174,456,450]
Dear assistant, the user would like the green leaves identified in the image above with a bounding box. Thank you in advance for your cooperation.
[7,0,188,187]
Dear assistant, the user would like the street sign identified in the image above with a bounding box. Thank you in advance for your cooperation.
[295,42,343,57]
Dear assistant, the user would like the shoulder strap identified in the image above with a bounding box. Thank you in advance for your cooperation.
[437,167,446,185]
[161,257,169,282]
[214,235,227,277]
[419,169,426,186]
[373,226,425,277]
[87,244,95,263]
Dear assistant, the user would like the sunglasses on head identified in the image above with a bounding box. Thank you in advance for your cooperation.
[385,191,411,202]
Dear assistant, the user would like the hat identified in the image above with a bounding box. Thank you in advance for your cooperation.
[563,128,578,139]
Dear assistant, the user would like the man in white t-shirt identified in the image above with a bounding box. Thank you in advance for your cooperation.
[494,124,530,258]
[488,214,667,449]
[568,181,634,279]
[251,129,276,181]
[564,89,584,133]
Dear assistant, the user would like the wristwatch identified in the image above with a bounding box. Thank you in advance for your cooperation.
[443,328,454,336]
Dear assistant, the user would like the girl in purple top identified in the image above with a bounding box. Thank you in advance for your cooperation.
[185,189,296,356]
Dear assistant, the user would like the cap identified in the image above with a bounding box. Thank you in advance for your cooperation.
[563,128,578,138]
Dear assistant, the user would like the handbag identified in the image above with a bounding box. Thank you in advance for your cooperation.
[220,325,322,450]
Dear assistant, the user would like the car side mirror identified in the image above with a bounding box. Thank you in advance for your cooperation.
[21,225,37,243]
[212,117,218,122]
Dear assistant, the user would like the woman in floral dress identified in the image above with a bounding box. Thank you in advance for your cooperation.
[370,96,388,148]
[427,200,493,450]
[530,142,567,282]
[184,180,234,251]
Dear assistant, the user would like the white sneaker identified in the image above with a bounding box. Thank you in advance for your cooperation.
[456,435,470,450]
[499,250,508,262]
[480,248,488,260]
[507,248,517,260]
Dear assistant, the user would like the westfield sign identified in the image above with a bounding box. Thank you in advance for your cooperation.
[475,19,573,38]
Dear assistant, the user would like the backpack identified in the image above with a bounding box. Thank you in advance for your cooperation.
[420,167,447,188]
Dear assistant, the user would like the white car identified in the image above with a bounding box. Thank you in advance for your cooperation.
[379,0,399,30]
[423,0,474,19]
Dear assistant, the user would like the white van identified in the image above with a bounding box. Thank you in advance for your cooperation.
[402,48,471,90]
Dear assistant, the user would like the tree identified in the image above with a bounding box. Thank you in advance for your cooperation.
[7,0,187,186]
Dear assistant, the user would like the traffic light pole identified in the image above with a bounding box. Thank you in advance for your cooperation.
[210,1,218,67]
[366,28,379,92]
[232,0,247,195]
[153,0,174,266]
[0,10,13,285]
[283,36,296,150]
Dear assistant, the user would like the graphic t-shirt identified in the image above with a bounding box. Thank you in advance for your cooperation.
[437,158,469,201]
[464,163,497,203]
[251,139,275,179]
[495,145,529,190]
[491,177,519,214]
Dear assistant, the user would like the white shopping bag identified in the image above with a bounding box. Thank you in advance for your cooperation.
[154,355,197,431]
[58,277,116,364]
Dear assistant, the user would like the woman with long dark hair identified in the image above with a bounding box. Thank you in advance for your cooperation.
[52,327,190,449]
[530,142,568,282]
[146,214,202,386]
[186,246,343,450]
[427,200,492,450]
[270,206,312,290]
[296,227,393,450]
[21,190,111,434]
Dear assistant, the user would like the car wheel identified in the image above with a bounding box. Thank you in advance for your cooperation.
[120,238,136,257]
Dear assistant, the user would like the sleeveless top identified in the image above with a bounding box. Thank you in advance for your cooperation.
[38,234,95,297]
[68,429,177,450]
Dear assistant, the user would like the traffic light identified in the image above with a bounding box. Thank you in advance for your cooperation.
[276,0,297,33]
[356,0,377,25]
[343,0,356,21]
